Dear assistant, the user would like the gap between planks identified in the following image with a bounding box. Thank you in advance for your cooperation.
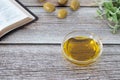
[19,0,98,7]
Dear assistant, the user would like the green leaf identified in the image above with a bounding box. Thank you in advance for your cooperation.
[96,9,102,15]
[112,14,118,23]
[103,1,113,9]
[96,0,120,33]
[96,9,103,19]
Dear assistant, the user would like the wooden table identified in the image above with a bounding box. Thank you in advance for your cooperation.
[0,0,120,80]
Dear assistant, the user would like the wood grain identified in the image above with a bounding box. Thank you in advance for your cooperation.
[1,7,120,44]
[0,45,120,80]
[19,0,98,7]
[0,0,120,80]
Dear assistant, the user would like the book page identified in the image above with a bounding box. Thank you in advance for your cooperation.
[0,0,28,30]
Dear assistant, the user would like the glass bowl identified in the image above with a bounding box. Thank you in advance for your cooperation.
[61,30,103,66]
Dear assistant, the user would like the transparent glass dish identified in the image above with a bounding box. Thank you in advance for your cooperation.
[61,30,103,66]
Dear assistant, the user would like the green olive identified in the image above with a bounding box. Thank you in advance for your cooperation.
[39,0,45,2]
[58,0,68,5]
[43,2,55,12]
[57,9,68,19]
[70,0,80,11]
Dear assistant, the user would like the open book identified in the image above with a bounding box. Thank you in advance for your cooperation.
[0,0,38,38]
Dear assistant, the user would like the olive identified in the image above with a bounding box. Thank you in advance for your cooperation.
[39,0,45,2]
[58,0,68,5]
[57,9,68,19]
[70,0,80,11]
[43,2,55,12]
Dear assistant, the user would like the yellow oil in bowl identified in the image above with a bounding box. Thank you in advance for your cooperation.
[62,31,103,66]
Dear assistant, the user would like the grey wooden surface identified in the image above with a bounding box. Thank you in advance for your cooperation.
[0,0,120,80]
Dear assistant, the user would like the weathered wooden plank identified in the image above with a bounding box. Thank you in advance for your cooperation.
[19,0,97,7]
[0,45,120,80]
[0,7,120,44]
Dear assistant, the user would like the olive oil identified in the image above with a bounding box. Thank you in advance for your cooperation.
[63,36,101,65]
